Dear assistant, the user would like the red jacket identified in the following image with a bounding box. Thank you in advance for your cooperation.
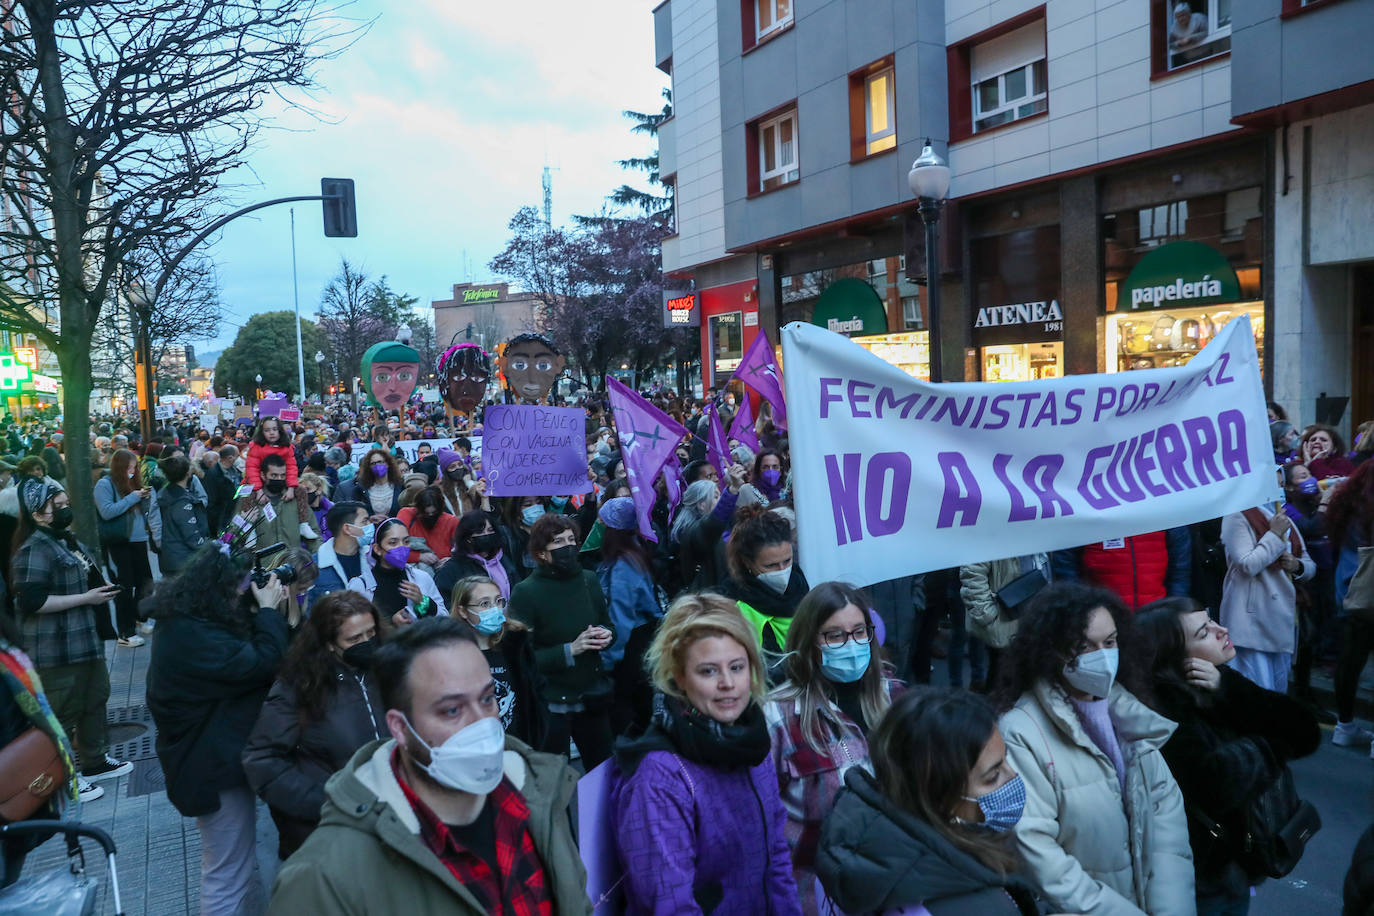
[396,507,457,562]
[1080,531,1168,611]
[243,442,299,490]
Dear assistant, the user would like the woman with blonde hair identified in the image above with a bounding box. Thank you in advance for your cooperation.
[448,574,547,748]
[612,594,801,916]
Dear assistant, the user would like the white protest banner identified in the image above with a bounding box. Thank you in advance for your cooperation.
[782,316,1277,587]
[200,414,217,433]
[344,437,483,468]
[154,404,174,420]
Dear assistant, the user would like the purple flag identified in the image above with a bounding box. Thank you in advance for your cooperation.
[705,403,730,482]
[662,453,684,516]
[607,377,688,542]
[728,394,760,452]
[733,331,787,430]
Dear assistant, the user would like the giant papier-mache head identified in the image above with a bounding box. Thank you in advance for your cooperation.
[437,343,491,414]
[360,341,421,410]
[498,333,565,403]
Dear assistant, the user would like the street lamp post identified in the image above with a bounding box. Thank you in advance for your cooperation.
[255,373,263,404]
[908,139,952,383]
[314,350,325,399]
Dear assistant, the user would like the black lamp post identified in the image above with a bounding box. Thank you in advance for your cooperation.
[908,139,951,383]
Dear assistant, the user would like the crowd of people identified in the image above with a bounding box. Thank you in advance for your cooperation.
[0,389,1371,916]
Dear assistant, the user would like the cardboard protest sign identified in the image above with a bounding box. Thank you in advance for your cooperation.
[279,408,301,423]
[482,405,590,497]
[200,414,217,433]
[154,405,174,419]
[257,396,287,418]
[782,316,1276,587]
[302,404,325,419]
[233,405,255,426]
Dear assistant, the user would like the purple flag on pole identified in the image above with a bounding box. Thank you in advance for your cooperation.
[728,394,760,452]
[662,453,684,516]
[733,331,787,430]
[705,403,730,482]
[607,377,688,542]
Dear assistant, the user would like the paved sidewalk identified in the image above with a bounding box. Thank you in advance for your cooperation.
[20,637,280,916]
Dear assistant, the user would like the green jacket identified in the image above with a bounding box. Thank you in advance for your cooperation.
[507,566,615,704]
[268,736,592,916]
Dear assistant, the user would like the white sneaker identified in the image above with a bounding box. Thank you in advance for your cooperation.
[1332,721,1373,747]
[77,779,104,803]
[117,635,146,649]
[137,621,155,636]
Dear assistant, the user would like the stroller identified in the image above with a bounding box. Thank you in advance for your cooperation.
[0,820,124,915]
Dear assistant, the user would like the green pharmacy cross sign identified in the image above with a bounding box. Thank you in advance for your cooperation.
[0,353,32,391]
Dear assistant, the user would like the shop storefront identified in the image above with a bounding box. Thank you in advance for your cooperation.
[782,259,930,379]
[697,278,761,391]
[971,226,1066,381]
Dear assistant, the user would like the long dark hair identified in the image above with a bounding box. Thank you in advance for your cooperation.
[725,504,792,581]
[1329,459,1374,550]
[1128,596,1209,712]
[601,525,652,574]
[992,580,1134,711]
[453,509,496,557]
[870,687,1019,875]
[278,591,381,722]
[251,416,286,448]
[140,543,257,635]
[771,581,889,752]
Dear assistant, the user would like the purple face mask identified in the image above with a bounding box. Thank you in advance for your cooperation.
[371,463,387,477]
[761,468,782,488]
[1298,478,1319,495]
[382,545,410,568]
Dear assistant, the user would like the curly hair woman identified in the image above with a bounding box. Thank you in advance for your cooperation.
[145,542,290,916]
[242,590,386,859]
[993,580,1194,916]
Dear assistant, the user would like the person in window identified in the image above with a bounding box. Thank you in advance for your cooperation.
[994,581,1194,916]
[612,594,802,916]
[447,575,547,750]
[1169,1,1209,52]
[763,581,903,913]
[242,591,387,860]
[815,688,1045,916]
[1127,598,1319,916]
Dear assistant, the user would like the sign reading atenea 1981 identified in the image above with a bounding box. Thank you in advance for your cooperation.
[974,299,1063,329]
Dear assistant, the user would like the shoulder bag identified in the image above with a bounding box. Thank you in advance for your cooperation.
[1191,763,1321,879]
[1344,546,1374,623]
[0,728,65,823]
[96,481,134,546]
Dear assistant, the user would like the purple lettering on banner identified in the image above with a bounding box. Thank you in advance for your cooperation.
[1108,435,1147,503]
[993,454,1036,522]
[820,378,843,419]
[1022,454,1073,518]
[1182,416,1222,485]
[848,379,875,418]
[875,387,922,418]
[1063,389,1085,424]
[1132,429,1169,497]
[1214,351,1234,384]
[936,452,982,528]
[931,397,973,426]
[1077,445,1119,510]
[1014,392,1040,429]
[985,394,1014,430]
[825,453,864,546]
[1032,392,1059,428]
[864,452,912,536]
[485,405,592,497]
[1217,409,1249,475]
[1093,386,1118,422]
[1116,384,1141,417]
[913,396,939,422]
[1137,382,1161,412]
[1154,423,1195,490]
[969,395,989,428]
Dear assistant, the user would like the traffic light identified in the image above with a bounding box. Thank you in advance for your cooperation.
[321,178,357,238]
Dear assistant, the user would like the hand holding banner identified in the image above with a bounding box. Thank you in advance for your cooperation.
[782,316,1276,587]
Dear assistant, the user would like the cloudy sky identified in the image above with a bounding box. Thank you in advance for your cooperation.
[203,0,668,357]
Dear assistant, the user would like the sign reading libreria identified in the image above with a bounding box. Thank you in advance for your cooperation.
[782,316,1275,586]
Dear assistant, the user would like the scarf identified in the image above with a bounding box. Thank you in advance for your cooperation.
[653,692,770,770]
[0,641,79,809]
[470,548,511,600]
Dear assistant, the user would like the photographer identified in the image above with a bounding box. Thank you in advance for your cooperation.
[146,543,291,916]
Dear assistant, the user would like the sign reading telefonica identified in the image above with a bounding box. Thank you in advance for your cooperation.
[462,288,502,304]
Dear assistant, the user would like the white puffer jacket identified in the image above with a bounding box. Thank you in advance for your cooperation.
[999,680,1196,916]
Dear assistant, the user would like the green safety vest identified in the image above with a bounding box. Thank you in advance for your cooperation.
[736,601,792,651]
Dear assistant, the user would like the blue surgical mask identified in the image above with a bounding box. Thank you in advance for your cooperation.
[550,496,569,509]
[521,504,545,526]
[473,607,506,635]
[962,774,1026,833]
[354,522,375,547]
[820,640,871,683]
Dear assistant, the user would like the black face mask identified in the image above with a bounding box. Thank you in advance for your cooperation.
[471,532,500,557]
[341,637,378,670]
[265,479,287,496]
[547,544,581,577]
[308,492,321,505]
[48,506,73,531]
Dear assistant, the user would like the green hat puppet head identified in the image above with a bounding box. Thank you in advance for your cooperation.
[360,341,421,411]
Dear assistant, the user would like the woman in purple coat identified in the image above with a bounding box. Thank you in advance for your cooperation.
[613,593,802,916]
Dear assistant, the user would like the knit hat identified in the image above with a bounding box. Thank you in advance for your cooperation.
[435,448,463,473]
[598,496,637,531]
[18,476,62,519]
[403,472,429,490]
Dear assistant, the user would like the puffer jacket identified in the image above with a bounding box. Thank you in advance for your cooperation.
[999,680,1195,916]
[815,768,1041,916]
[268,736,592,916]
[960,554,1049,649]
[241,661,387,858]
[1057,529,1191,610]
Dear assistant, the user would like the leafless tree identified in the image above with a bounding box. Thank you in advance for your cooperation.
[0,0,358,540]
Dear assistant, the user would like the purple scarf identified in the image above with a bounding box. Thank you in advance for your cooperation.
[470,548,510,600]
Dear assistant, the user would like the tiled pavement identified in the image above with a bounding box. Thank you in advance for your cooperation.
[18,637,281,916]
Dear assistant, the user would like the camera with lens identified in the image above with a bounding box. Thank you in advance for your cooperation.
[251,542,298,588]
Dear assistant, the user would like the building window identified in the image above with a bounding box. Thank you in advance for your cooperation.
[1138,201,1188,245]
[755,0,792,41]
[1163,0,1230,70]
[757,109,799,192]
[973,59,1047,133]
[865,68,896,155]
[902,296,924,330]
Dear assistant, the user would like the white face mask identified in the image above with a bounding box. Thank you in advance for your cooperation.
[404,715,505,795]
[1063,647,1119,699]
[755,565,792,594]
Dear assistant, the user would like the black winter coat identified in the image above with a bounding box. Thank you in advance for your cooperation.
[1152,666,1320,893]
[240,660,386,858]
[146,608,289,817]
[816,768,1041,916]
[157,483,208,574]
[485,627,549,751]
[433,550,520,603]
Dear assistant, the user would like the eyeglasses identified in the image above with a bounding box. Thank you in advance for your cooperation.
[466,598,507,612]
[819,625,873,649]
